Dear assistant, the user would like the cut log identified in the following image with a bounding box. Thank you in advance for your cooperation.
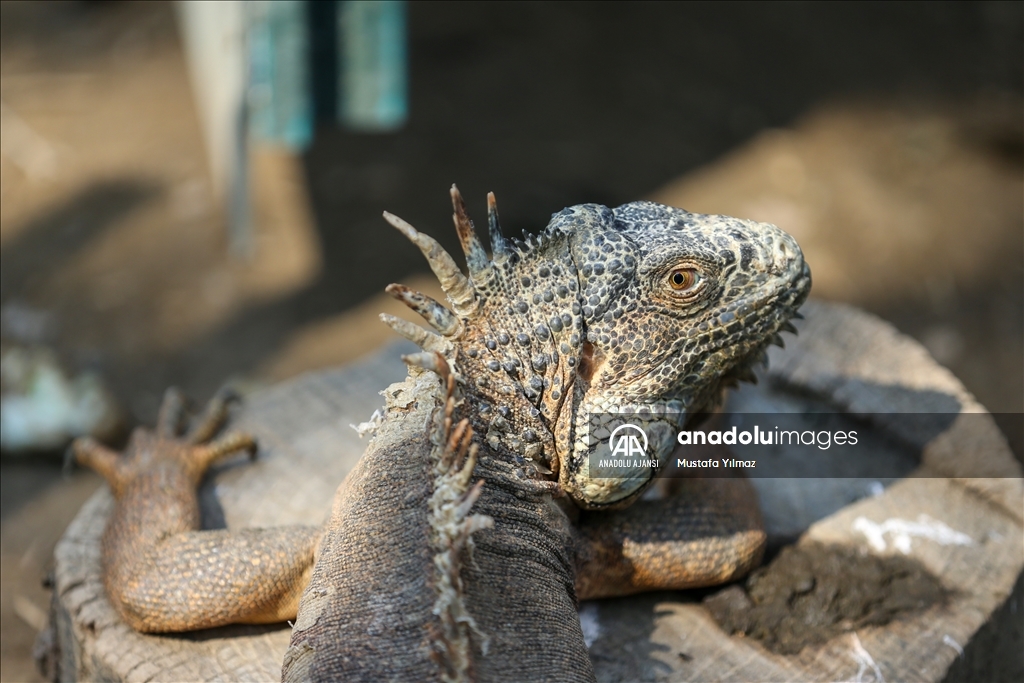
[48,301,1022,682]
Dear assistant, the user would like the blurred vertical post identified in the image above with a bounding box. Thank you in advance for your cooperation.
[176,1,313,259]
[175,1,251,256]
[338,1,408,131]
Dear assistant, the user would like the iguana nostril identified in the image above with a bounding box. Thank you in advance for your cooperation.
[778,239,790,260]
[578,342,600,383]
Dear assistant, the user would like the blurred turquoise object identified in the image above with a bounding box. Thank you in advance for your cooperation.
[338,0,408,131]
[248,0,313,149]
[243,0,407,147]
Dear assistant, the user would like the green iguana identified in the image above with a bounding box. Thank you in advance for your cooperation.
[73,187,810,682]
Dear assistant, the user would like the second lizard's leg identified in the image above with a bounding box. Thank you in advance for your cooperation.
[76,389,321,633]
[573,475,765,600]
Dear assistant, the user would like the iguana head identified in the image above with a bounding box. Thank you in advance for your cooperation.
[384,187,810,509]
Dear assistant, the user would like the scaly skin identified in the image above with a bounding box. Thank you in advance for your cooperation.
[76,187,809,682]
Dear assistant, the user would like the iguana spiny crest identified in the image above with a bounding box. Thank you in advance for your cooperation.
[382,186,810,509]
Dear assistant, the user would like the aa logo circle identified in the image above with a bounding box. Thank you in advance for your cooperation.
[608,424,648,457]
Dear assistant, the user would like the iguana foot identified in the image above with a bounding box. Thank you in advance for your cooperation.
[74,387,256,494]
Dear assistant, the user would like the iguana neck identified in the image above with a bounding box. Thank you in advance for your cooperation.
[449,228,585,479]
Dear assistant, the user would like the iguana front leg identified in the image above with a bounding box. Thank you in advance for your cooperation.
[574,476,766,599]
[74,388,320,632]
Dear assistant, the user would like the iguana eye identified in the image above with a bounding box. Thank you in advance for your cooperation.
[668,268,699,291]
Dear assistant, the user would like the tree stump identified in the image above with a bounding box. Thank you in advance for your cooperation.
[48,301,1022,682]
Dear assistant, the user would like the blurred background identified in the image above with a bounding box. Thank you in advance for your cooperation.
[1,1,1020,680]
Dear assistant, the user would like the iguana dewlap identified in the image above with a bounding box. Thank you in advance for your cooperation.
[75,188,809,682]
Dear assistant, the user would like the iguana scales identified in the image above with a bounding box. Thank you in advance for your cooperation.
[73,187,810,681]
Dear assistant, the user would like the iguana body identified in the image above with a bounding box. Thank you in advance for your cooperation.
[74,188,809,681]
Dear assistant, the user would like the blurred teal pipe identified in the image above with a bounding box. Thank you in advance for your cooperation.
[245,0,408,147]
[338,0,408,131]
[248,0,313,150]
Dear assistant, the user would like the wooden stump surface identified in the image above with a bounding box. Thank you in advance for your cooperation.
[50,301,1023,682]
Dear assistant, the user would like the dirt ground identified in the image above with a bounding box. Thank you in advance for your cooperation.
[704,541,949,655]
[1,2,1021,681]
